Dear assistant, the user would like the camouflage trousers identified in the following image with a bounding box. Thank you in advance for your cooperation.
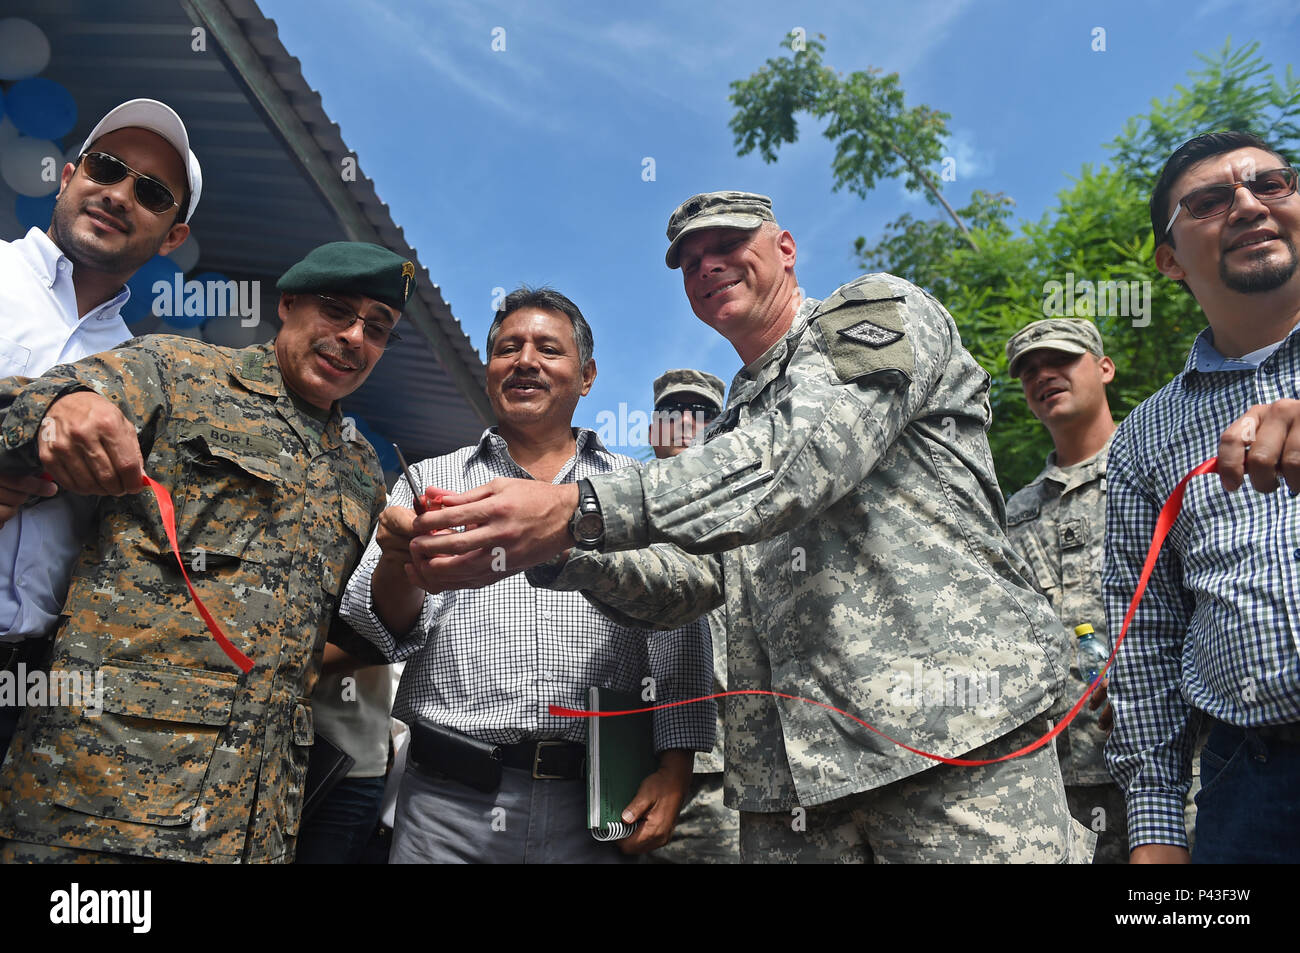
[646,772,739,864]
[1065,783,1128,864]
[739,717,1096,863]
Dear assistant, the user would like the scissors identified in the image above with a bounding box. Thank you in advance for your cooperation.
[393,444,427,515]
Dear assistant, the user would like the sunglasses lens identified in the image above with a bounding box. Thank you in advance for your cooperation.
[81,152,178,214]
[133,177,177,213]
[82,152,128,185]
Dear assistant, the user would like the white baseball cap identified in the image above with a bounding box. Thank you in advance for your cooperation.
[78,98,202,222]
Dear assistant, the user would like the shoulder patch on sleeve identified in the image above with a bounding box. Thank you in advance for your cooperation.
[815,290,915,385]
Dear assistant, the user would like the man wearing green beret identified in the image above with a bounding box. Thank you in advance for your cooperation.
[0,241,410,863]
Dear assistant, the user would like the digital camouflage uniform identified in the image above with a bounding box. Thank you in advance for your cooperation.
[649,606,738,863]
[1006,437,1130,863]
[535,274,1094,862]
[0,336,384,863]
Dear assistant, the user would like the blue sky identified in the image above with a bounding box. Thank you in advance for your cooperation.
[259,0,1298,451]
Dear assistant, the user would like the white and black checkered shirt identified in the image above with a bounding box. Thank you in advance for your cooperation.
[340,427,715,753]
[1104,325,1300,850]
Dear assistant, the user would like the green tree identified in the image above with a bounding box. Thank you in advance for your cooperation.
[729,36,1300,493]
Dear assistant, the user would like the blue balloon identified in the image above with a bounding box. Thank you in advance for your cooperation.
[4,78,77,140]
[14,191,55,230]
[123,255,183,326]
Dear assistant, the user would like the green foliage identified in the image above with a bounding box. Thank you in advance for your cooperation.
[729,36,1300,494]
[729,34,953,204]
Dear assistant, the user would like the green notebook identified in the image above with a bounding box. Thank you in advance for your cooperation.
[586,686,659,841]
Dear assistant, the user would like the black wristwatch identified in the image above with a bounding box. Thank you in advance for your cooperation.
[568,478,605,550]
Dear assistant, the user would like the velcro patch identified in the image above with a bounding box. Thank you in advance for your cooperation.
[816,294,914,385]
[837,320,903,349]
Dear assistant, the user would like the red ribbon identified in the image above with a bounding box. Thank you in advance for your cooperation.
[144,475,254,674]
[551,457,1220,766]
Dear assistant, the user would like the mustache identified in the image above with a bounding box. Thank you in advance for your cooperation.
[314,342,365,371]
[82,197,132,234]
[504,374,547,390]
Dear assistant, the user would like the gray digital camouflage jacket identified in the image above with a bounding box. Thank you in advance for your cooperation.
[532,274,1069,811]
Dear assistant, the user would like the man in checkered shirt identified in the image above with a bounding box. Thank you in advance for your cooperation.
[1105,131,1300,863]
[340,287,714,863]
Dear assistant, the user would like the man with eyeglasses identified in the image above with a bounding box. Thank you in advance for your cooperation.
[0,241,407,863]
[1105,130,1300,863]
[650,369,724,454]
[0,99,200,765]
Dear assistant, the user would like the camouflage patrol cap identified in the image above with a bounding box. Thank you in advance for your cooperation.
[653,368,726,411]
[277,242,417,311]
[1006,318,1104,377]
[665,191,776,269]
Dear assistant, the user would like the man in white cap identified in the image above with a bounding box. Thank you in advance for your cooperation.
[0,99,201,762]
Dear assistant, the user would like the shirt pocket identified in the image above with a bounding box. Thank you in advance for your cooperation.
[318,492,372,600]
[0,335,32,377]
[174,433,281,565]
[51,661,239,826]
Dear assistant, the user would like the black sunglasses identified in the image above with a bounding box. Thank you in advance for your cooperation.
[654,399,720,419]
[78,152,180,215]
[1166,167,1298,235]
[314,294,402,349]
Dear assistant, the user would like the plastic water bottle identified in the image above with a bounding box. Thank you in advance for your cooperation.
[1075,623,1109,687]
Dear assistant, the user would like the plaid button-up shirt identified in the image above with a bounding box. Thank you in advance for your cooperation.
[1104,324,1300,849]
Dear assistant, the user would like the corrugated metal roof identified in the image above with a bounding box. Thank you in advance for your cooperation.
[6,0,493,462]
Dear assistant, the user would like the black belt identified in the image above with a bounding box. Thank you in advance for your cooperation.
[1210,717,1300,746]
[498,740,586,780]
[408,718,586,791]
[1253,722,1300,745]
[0,635,51,675]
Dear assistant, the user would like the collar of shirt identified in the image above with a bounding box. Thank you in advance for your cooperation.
[1185,322,1299,376]
[1034,430,1115,495]
[12,227,130,324]
[469,426,614,482]
[728,296,819,408]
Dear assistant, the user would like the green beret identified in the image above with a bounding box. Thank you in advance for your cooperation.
[277,241,416,311]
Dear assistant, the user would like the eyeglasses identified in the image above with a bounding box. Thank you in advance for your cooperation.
[78,152,180,215]
[1165,167,1298,235]
[654,400,720,420]
[313,294,402,349]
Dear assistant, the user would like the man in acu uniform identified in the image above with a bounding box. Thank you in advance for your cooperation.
[1003,317,1128,863]
[403,192,1095,863]
[0,241,410,863]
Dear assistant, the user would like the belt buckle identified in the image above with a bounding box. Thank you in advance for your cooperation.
[532,740,569,780]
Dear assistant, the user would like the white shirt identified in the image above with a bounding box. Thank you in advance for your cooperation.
[0,227,133,642]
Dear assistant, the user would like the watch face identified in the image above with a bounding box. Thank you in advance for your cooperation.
[574,511,603,541]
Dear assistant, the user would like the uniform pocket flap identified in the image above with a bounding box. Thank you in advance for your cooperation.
[292,701,314,746]
[182,428,283,484]
[99,662,239,725]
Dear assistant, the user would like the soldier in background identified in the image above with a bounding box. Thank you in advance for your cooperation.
[405,191,1094,863]
[645,368,738,864]
[1005,318,1127,863]
[0,241,409,862]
